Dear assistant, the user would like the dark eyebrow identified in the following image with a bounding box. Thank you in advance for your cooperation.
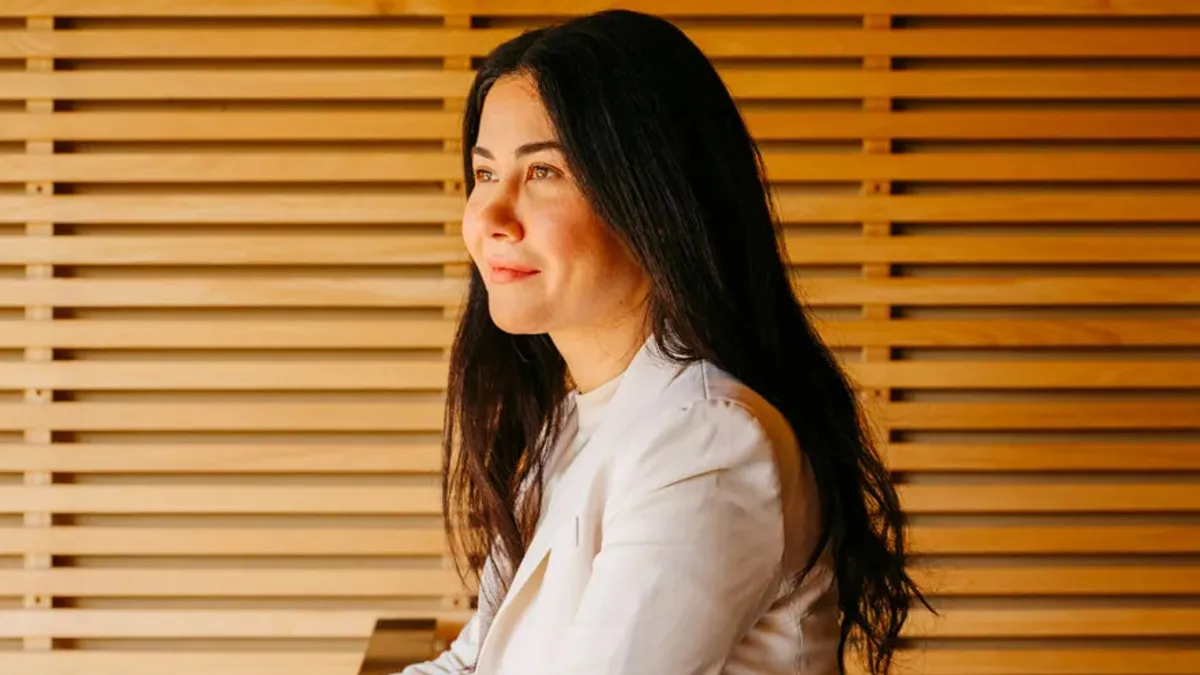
[516,140,562,157]
[472,140,562,161]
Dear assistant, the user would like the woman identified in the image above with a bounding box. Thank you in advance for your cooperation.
[402,9,926,675]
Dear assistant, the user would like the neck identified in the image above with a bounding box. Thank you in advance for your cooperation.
[552,314,651,395]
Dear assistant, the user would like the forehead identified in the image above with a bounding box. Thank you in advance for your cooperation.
[477,74,557,145]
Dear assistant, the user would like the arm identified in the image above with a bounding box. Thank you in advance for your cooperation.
[548,398,792,675]
[398,552,506,675]
[397,611,483,675]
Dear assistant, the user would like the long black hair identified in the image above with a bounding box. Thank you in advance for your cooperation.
[442,9,928,675]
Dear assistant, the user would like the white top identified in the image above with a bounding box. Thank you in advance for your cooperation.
[398,338,839,675]
[496,373,624,673]
[543,374,624,508]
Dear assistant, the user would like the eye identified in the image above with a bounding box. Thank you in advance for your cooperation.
[473,168,495,183]
[529,164,559,180]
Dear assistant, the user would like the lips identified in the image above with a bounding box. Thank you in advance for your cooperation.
[487,262,540,284]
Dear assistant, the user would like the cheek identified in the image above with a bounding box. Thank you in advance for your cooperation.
[539,215,606,272]
[551,222,634,290]
[460,204,485,258]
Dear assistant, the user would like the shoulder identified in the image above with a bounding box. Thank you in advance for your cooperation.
[657,359,796,457]
[610,359,800,495]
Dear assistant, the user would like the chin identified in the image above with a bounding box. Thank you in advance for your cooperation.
[489,308,549,336]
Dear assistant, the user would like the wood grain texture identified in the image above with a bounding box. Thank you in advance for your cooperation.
[0,3,1196,673]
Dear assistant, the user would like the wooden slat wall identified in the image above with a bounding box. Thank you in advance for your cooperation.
[0,2,1197,674]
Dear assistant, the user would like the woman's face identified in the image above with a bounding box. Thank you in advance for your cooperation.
[463,73,650,337]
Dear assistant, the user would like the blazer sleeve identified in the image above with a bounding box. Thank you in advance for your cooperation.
[397,551,506,675]
[546,397,794,675]
[395,610,482,675]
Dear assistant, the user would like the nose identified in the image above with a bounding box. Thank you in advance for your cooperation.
[478,187,524,243]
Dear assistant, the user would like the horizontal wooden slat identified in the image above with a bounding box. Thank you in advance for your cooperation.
[6,441,1184,477]
[0,70,476,100]
[2,606,1195,640]
[0,569,462,597]
[771,154,1200,182]
[786,235,1200,264]
[0,279,465,308]
[8,360,1197,391]
[0,319,457,349]
[915,564,1200,595]
[852,362,1200,389]
[0,443,442,473]
[2,70,1199,101]
[0,361,451,390]
[5,194,1200,224]
[0,27,511,59]
[2,0,1198,16]
[5,111,1200,142]
[912,524,1200,554]
[888,442,1200,471]
[0,608,470,638]
[0,153,466,183]
[4,28,1200,59]
[774,193,1200,222]
[0,652,362,675]
[8,153,1200,183]
[0,527,446,556]
[699,28,1200,57]
[0,111,460,141]
[733,70,1200,99]
[908,607,1200,638]
[0,195,465,224]
[907,648,1200,675]
[1,277,1195,308]
[900,484,1200,513]
[886,402,1200,429]
[0,486,442,514]
[0,402,444,431]
[766,110,1200,141]
[2,648,1199,675]
[821,319,1200,348]
[1,319,1196,350]
[4,234,1199,267]
[0,235,468,265]
[799,278,1200,306]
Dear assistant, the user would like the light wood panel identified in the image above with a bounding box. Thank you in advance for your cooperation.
[4,359,1197,390]
[0,608,472,638]
[0,527,447,555]
[0,402,446,431]
[0,443,443,473]
[888,442,1200,471]
[0,486,444,514]
[4,193,1200,223]
[1,0,1199,16]
[4,110,1200,141]
[4,27,1200,58]
[910,524,1200,554]
[2,276,1196,308]
[0,569,463,596]
[0,652,363,675]
[913,565,1200,595]
[1,318,1198,349]
[3,69,1200,100]
[900,484,1200,513]
[7,152,1200,182]
[908,608,1200,638]
[886,402,1200,429]
[1,3,1196,675]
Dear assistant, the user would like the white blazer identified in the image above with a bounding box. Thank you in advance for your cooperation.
[401,337,840,675]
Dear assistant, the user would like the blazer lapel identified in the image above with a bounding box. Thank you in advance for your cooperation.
[474,336,683,669]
